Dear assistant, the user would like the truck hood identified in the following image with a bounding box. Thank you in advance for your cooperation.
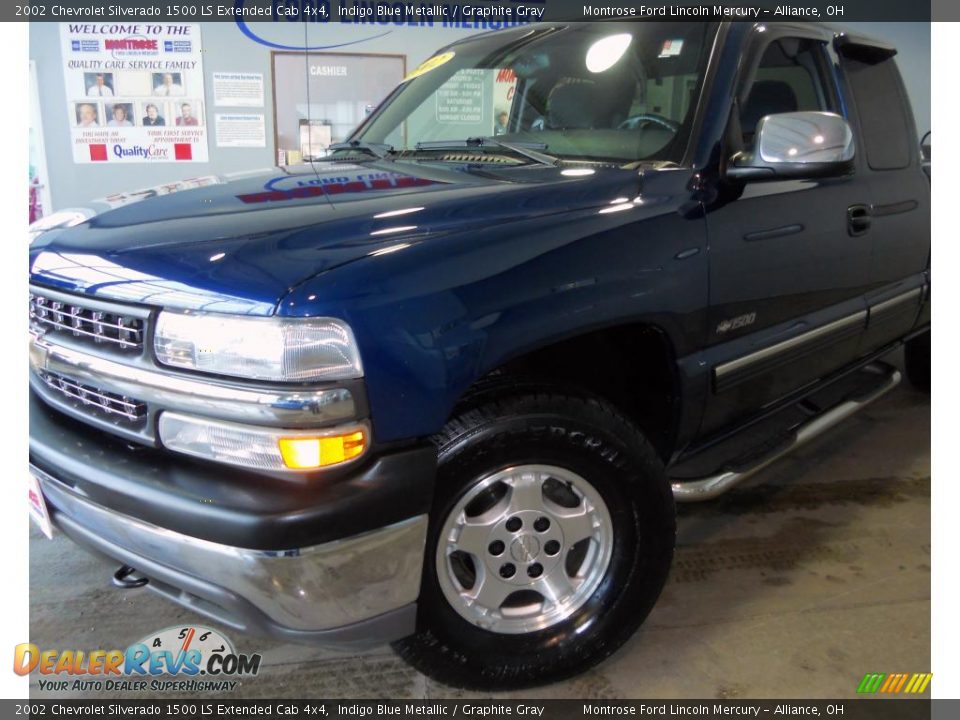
[29,161,643,315]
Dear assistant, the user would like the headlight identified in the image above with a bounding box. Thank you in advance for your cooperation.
[154,311,363,382]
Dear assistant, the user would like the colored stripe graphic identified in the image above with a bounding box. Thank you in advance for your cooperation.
[858,672,931,694]
[906,673,933,694]
[880,673,908,693]
[857,673,886,693]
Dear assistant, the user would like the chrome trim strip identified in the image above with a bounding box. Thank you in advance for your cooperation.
[674,362,901,502]
[715,310,867,381]
[29,334,356,427]
[870,199,919,217]
[33,465,428,632]
[869,287,922,318]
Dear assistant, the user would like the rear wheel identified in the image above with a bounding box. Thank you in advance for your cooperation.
[904,331,930,391]
[392,386,675,689]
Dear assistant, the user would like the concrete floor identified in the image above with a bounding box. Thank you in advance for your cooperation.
[29,359,930,700]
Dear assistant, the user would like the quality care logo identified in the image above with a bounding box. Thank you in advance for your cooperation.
[113,143,170,160]
[14,625,261,693]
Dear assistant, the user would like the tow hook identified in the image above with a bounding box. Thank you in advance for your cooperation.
[112,565,148,589]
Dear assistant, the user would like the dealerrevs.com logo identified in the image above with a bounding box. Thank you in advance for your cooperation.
[14,625,261,693]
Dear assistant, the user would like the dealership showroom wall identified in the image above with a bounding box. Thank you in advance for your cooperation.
[30,20,929,212]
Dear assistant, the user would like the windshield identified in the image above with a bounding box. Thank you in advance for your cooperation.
[352,22,716,164]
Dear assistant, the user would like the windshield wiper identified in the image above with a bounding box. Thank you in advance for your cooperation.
[326,140,394,160]
[413,138,559,167]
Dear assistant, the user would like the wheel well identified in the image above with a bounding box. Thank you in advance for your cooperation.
[483,324,680,460]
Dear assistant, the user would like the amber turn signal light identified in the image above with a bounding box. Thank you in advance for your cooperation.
[278,430,367,470]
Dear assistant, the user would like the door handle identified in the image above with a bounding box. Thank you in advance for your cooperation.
[847,204,872,236]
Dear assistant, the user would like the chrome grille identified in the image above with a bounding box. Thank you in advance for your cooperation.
[38,370,147,424]
[29,292,144,351]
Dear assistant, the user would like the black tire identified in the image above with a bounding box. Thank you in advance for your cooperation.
[904,331,930,391]
[392,383,675,690]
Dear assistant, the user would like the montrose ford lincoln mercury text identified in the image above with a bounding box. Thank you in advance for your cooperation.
[29,22,930,688]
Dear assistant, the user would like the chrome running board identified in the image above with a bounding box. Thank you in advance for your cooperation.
[671,362,901,502]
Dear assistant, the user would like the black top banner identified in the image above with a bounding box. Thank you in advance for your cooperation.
[7,0,937,24]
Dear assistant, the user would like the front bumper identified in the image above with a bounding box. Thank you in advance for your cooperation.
[30,392,436,647]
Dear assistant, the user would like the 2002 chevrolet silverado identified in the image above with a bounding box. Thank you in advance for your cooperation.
[28,22,930,688]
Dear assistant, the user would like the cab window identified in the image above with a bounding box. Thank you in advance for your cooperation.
[842,56,912,170]
[741,38,836,146]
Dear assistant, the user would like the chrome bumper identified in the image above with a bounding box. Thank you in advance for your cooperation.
[34,465,428,645]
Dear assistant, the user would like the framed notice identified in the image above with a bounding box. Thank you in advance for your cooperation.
[60,24,209,164]
[213,72,264,107]
[216,114,266,148]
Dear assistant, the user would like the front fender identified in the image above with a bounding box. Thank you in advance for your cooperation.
[282,170,709,444]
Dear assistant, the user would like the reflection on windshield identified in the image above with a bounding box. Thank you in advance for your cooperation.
[354,23,715,164]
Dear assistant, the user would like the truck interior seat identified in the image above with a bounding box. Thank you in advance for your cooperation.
[741,80,799,137]
[546,76,633,130]
[547,79,606,129]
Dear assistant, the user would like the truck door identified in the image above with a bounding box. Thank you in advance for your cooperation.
[837,43,930,352]
[699,31,872,436]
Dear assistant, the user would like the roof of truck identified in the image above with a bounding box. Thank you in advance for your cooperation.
[453,21,896,57]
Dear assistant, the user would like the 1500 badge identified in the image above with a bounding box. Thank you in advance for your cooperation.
[716,312,757,335]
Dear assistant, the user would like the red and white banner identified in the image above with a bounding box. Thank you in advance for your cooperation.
[60,23,209,164]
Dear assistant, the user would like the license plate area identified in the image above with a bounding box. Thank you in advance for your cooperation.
[29,467,53,539]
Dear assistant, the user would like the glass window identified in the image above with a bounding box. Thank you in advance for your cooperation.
[272,53,405,161]
[355,23,716,164]
[842,56,912,170]
[741,38,835,145]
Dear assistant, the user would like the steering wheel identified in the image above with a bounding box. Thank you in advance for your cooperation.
[618,114,681,133]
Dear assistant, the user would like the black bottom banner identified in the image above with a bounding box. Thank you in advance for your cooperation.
[4,699,942,720]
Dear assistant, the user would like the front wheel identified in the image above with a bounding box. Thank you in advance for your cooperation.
[392,387,676,689]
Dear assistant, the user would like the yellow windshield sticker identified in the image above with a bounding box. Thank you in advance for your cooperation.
[404,52,455,81]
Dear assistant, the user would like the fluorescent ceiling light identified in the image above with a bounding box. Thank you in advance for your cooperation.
[586,34,633,73]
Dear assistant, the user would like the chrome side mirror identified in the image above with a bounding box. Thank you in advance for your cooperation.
[728,111,855,181]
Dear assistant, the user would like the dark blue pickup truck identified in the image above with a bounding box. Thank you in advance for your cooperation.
[28,21,930,689]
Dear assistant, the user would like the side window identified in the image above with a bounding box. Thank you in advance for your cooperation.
[741,38,835,146]
[842,56,911,170]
